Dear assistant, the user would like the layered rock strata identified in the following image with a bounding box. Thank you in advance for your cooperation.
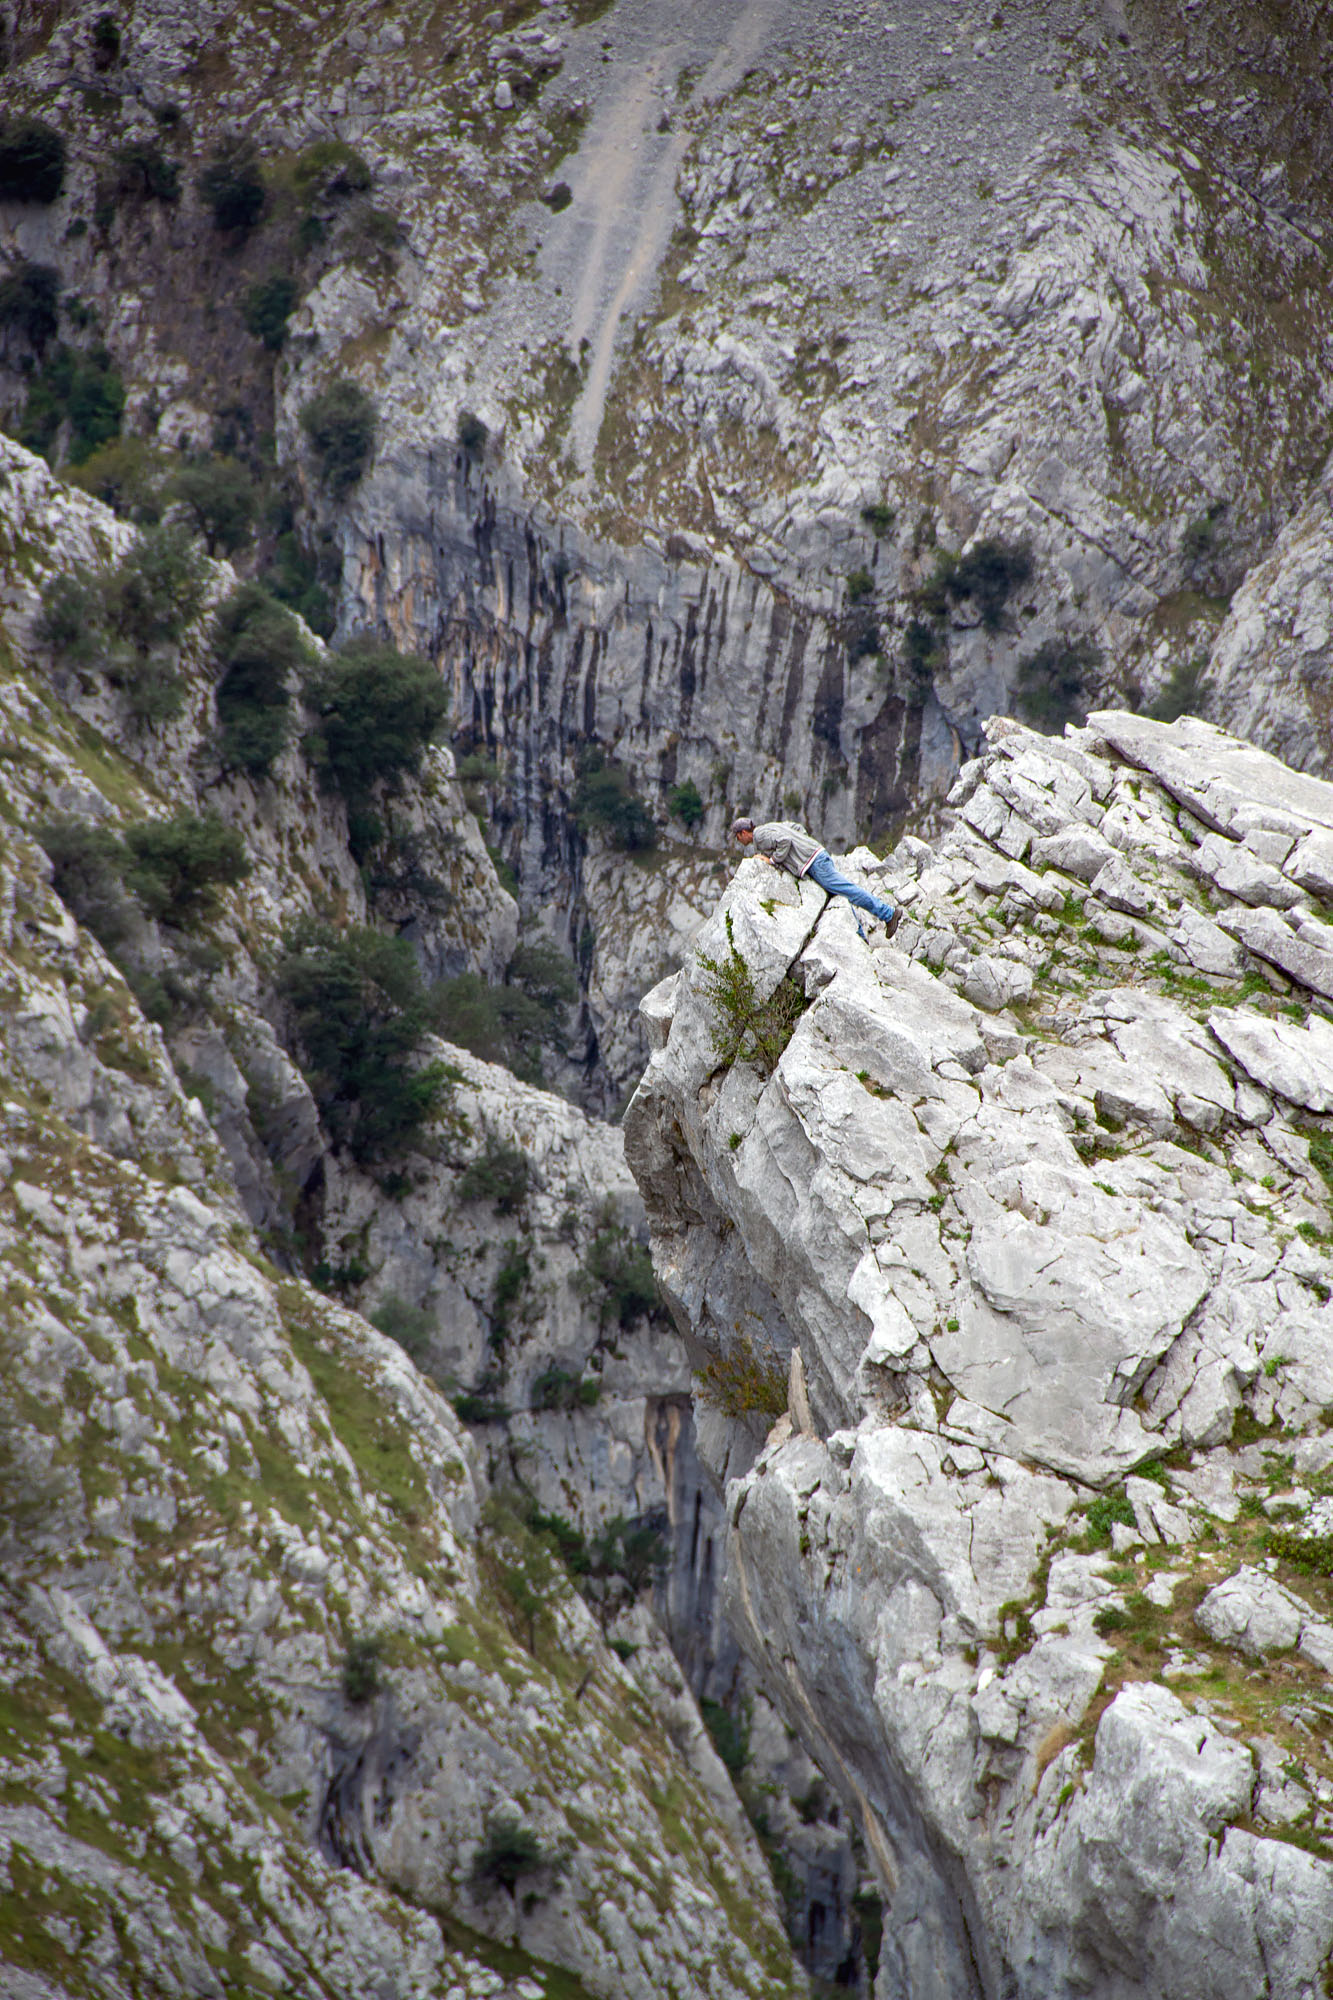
[626,710,1333,1999]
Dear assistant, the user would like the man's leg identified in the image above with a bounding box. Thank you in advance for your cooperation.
[807,851,898,927]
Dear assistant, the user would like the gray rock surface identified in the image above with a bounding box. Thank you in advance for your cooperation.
[626,708,1333,1997]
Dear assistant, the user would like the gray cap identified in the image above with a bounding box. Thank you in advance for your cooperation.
[730,816,755,838]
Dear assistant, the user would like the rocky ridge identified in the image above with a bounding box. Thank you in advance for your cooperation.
[626,709,1333,1998]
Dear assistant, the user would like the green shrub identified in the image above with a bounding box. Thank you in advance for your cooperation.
[213,582,310,776]
[122,812,250,926]
[1081,1492,1135,1548]
[431,945,574,1084]
[578,1209,658,1329]
[846,567,874,603]
[66,437,167,521]
[292,139,372,202]
[458,410,488,456]
[278,922,453,1166]
[370,1295,433,1358]
[265,524,336,638]
[0,260,59,348]
[457,1136,530,1213]
[1148,654,1208,724]
[701,1699,750,1778]
[530,1366,597,1412]
[91,13,121,67]
[243,274,298,351]
[470,1818,551,1897]
[697,1337,787,1419]
[341,1634,382,1704]
[1268,1526,1333,1575]
[573,746,657,851]
[1014,636,1099,734]
[304,639,447,801]
[0,115,67,203]
[37,817,136,953]
[508,940,577,1022]
[197,136,266,232]
[19,344,125,465]
[37,569,103,663]
[103,521,209,649]
[491,1241,530,1345]
[301,377,376,496]
[917,537,1031,632]
[113,140,179,202]
[903,617,945,692]
[667,778,704,828]
[861,502,895,536]
[170,455,256,556]
[698,911,807,1074]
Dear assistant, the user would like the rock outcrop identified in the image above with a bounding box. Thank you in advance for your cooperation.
[626,710,1333,1998]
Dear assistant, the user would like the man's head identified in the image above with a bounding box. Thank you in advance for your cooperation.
[730,816,755,846]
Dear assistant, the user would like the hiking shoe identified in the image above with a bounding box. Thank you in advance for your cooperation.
[881,906,902,940]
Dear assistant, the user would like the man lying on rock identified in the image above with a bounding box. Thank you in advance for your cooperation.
[730,815,901,940]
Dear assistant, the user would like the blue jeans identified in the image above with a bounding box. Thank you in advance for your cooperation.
[807,850,897,930]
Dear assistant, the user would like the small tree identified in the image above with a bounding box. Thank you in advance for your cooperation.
[0,116,67,203]
[698,911,807,1074]
[171,456,256,556]
[197,136,266,232]
[457,1136,530,1213]
[213,582,310,776]
[341,1634,382,1704]
[0,261,60,349]
[573,746,656,851]
[304,640,447,800]
[578,1208,658,1330]
[103,522,209,649]
[37,818,136,953]
[67,438,167,521]
[301,378,376,496]
[1014,636,1099,734]
[278,922,452,1166]
[242,274,298,351]
[122,812,250,926]
[667,778,704,828]
[470,1819,551,1897]
[90,13,121,68]
[113,140,179,202]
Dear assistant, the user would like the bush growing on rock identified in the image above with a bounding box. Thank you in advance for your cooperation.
[38,817,137,953]
[916,537,1031,632]
[469,1818,551,1897]
[369,1295,433,1359]
[341,1634,382,1704]
[20,343,125,465]
[431,945,575,1085]
[300,377,376,496]
[171,455,257,556]
[112,139,180,203]
[122,813,250,926]
[38,522,208,723]
[577,1207,658,1330]
[292,138,372,202]
[697,1336,787,1420]
[278,922,454,1168]
[1147,654,1208,724]
[699,911,806,1074]
[197,136,266,232]
[1014,635,1099,734]
[667,777,704,828]
[0,260,60,349]
[304,639,447,803]
[0,115,67,203]
[242,273,298,351]
[90,12,121,67]
[212,582,310,776]
[573,745,657,852]
[457,1135,531,1213]
[67,437,168,521]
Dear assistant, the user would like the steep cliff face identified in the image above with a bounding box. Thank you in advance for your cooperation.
[626,711,1333,1998]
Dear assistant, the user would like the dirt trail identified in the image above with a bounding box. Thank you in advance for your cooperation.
[545,0,796,477]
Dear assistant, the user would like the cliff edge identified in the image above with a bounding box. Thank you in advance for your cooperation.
[626,711,1333,1999]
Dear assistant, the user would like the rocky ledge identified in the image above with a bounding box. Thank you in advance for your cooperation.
[626,711,1333,1999]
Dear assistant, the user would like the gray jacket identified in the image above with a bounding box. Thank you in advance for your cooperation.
[750,820,824,877]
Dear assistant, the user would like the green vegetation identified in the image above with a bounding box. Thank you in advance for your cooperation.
[122,814,250,925]
[458,410,489,456]
[431,945,576,1086]
[304,639,446,805]
[39,809,248,940]
[667,777,704,828]
[369,1295,433,1360]
[1148,654,1208,723]
[20,343,125,466]
[37,520,209,723]
[242,274,298,351]
[916,537,1032,633]
[67,437,168,521]
[0,259,60,348]
[213,582,310,776]
[698,911,807,1074]
[278,922,454,1168]
[1080,1491,1135,1549]
[700,1699,750,1778]
[0,114,67,203]
[457,1136,531,1214]
[341,1634,382,1704]
[112,139,179,202]
[846,567,875,604]
[578,1206,658,1329]
[1015,635,1100,734]
[861,502,896,536]
[573,746,657,851]
[530,1366,601,1412]
[470,1817,560,1898]
[1268,1525,1333,1576]
[697,1336,787,1420]
[171,455,257,556]
[197,135,266,232]
[300,377,377,496]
